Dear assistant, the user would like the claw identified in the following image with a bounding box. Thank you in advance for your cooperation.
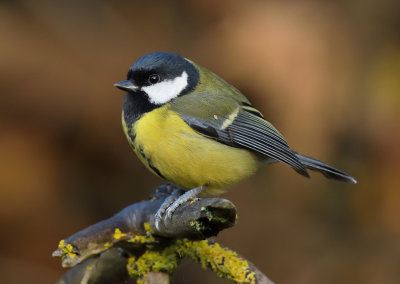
[154,189,182,231]
[154,186,206,231]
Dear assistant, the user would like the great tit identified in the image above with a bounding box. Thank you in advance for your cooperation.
[114,52,356,224]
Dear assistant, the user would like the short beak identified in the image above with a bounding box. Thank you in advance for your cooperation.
[113,80,138,92]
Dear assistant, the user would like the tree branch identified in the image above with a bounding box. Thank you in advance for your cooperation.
[53,183,274,284]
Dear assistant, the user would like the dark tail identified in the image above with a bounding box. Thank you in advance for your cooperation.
[294,152,357,184]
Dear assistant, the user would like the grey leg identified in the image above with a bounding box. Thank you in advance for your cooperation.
[155,186,207,231]
[165,186,206,218]
[155,189,183,231]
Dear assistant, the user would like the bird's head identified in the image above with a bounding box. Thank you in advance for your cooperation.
[114,52,199,105]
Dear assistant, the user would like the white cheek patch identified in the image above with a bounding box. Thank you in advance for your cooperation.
[142,71,188,105]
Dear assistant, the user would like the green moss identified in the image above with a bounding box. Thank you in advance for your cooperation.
[112,223,157,246]
[57,240,77,259]
[175,239,256,284]
[126,222,158,251]
[126,223,178,283]
[124,217,252,283]
[126,238,255,283]
[201,206,229,223]
[127,234,156,245]
[190,207,230,233]
[143,222,155,235]
[113,228,127,240]
[190,219,207,232]
[126,249,178,283]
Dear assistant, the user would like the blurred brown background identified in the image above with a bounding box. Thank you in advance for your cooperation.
[1,0,400,283]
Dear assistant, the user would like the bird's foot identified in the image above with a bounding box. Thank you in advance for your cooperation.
[155,186,206,231]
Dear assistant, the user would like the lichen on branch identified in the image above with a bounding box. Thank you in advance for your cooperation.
[53,183,274,284]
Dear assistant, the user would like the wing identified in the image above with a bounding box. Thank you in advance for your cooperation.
[170,92,309,177]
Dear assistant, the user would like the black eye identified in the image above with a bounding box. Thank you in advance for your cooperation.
[148,74,160,84]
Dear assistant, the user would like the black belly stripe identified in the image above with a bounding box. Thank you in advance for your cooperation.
[128,130,136,146]
[138,145,166,180]
[148,163,167,180]
[123,118,136,142]
[138,145,146,159]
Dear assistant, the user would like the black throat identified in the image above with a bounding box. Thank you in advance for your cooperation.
[122,92,158,125]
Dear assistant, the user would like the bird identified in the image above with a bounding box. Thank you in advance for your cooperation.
[114,52,356,227]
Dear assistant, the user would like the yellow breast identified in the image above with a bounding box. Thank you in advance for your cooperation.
[123,105,259,195]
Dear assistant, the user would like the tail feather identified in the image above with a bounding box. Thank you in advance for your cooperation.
[294,152,357,184]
